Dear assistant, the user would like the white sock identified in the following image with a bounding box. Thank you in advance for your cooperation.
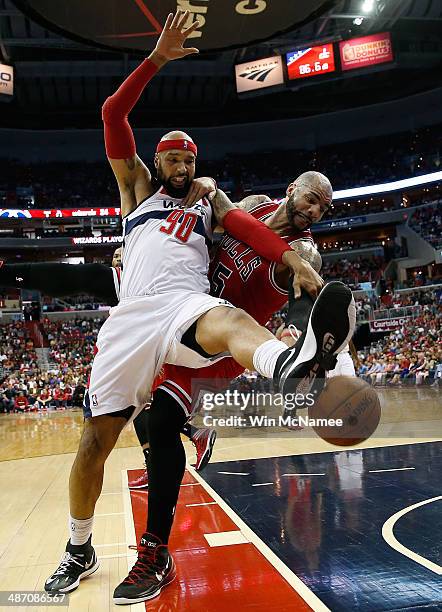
[253,339,287,378]
[69,514,94,546]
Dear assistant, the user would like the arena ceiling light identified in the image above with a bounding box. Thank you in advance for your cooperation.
[13,0,338,54]
[361,0,375,13]
[333,171,442,200]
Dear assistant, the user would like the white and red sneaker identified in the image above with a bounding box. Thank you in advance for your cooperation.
[128,468,148,490]
[191,427,217,472]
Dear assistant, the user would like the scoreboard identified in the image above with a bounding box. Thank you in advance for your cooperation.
[286,44,336,80]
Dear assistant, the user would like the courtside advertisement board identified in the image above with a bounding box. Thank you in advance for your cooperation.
[340,32,393,71]
[235,56,284,93]
[369,316,412,332]
[286,44,335,80]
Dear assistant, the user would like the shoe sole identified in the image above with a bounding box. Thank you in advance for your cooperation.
[45,558,100,594]
[195,430,217,472]
[113,567,177,605]
[279,282,356,398]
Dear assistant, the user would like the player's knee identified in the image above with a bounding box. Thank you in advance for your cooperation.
[78,422,117,464]
[223,307,254,333]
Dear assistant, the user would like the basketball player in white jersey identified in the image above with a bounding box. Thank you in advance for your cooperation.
[45,10,356,599]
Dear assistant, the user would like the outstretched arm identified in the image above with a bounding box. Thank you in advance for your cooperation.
[0,263,118,306]
[102,10,201,217]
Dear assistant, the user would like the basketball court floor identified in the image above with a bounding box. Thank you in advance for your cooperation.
[0,387,441,611]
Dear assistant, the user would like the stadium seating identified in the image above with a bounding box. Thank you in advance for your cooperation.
[409,201,442,249]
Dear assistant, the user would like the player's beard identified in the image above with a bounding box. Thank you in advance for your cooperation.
[286,194,312,231]
[157,168,191,199]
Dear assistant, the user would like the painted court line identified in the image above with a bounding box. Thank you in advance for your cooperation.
[251,482,274,487]
[186,501,218,508]
[188,464,330,612]
[121,470,146,612]
[369,467,415,473]
[99,552,137,560]
[181,482,202,487]
[95,512,125,517]
[204,530,249,547]
[218,471,250,476]
[382,495,442,575]
[95,542,127,548]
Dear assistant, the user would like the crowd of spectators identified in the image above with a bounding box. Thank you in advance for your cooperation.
[409,201,442,249]
[45,318,100,372]
[0,322,38,375]
[1,124,440,212]
[320,256,384,290]
[0,318,95,413]
[358,310,441,386]
[1,281,440,414]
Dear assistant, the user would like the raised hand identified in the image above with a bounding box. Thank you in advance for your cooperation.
[152,10,200,64]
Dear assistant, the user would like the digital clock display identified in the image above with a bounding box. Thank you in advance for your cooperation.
[286,44,336,80]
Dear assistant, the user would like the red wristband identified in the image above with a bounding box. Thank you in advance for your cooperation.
[222,208,290,264]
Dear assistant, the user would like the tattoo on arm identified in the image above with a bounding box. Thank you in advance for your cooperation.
[210,189,235,225]
[125,158,136,170]
[236,194,271,211]
[290,239,322,272]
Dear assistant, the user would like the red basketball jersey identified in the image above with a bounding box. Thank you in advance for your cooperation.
[209,201,313,325]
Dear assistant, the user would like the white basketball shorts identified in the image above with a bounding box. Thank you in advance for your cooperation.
[86,292,234,419]
[327,351,356,378]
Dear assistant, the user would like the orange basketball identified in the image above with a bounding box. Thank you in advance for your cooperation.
[309,376,381,446]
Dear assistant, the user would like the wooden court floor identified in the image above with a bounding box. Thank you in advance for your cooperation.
[0,387,440,612]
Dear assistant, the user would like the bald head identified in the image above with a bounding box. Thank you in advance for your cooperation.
[160,130,194,143]
[285,171,333,231]
[293,171,333,204]
[112,246,122,268]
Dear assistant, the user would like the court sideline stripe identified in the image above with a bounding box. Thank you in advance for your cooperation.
[187,464,330,612]
[369,467,415,473]
[382,495,442,575]
[121,469,147,612]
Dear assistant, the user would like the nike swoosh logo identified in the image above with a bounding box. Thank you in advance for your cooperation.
[84,558,95,570]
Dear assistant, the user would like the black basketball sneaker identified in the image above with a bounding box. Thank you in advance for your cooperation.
[113,533,176,605]
[275,281,356,398]
[44,535,99,594]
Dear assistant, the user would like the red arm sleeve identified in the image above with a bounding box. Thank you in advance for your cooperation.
[222,208,290,264]
[101,59,159,159]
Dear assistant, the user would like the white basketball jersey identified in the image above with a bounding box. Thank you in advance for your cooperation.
[120,187,213,299]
